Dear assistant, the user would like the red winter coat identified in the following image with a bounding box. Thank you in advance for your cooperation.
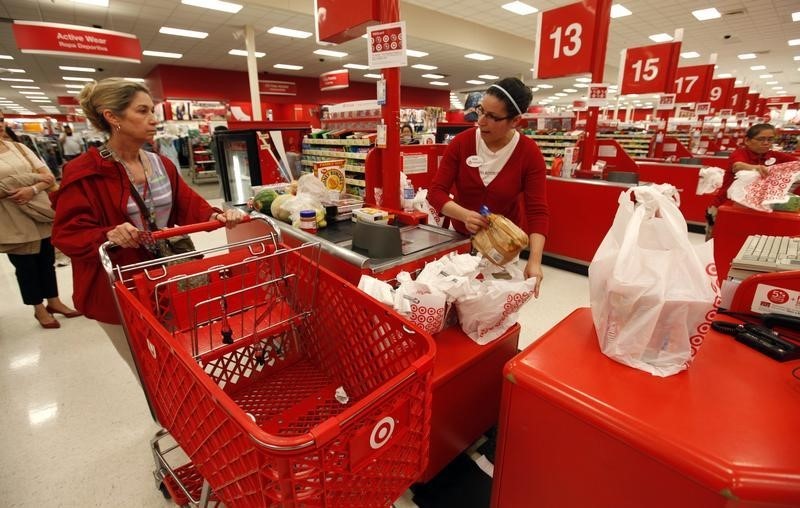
[51,146,218,324]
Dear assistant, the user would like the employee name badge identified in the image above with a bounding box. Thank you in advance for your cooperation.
[765,157,776,166]
[376,123,387,148]
[466,155,483,168]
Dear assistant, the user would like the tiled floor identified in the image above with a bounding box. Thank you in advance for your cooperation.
[0,172,703,506]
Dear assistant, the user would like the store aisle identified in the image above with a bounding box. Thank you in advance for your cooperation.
[0,180,698,505]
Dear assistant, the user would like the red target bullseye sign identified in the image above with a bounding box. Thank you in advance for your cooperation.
[370,416,396,449]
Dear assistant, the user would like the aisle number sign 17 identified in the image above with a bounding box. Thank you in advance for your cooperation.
[672,64,714,103]
[618,42,681,95]
[534,1,598,78]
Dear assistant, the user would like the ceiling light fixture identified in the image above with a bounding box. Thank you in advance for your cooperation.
[267,27,312,39]
[717,73,732,78]
[159,27,209,39]
[429,81,449,86]
[692,8,721,21]
[0,55,14,60]
[0,78,34,82]
[363,74,382,79]
[421,73,444,79]
[737,53,757,60]
[537,83,553,89]
[314,49,348,58]
[466,80,486,85]
[478,74,499,80]
[765,81,778,85]
[681,51,700,59]
[789,39,800,46]
[72,0,109,6]
[274,64,303,70]
[759,74,774,78]
[343,63,368,70]
[750,65,766,70]
[464,53,493,61]
[64,84,84,89]
[5,69,25,73]
[124,77,146,83]
[563,88,578,93]
[58,65,95,72]
[19,91,45,95]
[228,49,265,57]
[610,4,632,18]
[792,12,800,22]
[412,64,438,70]
[406,50,429,58]
[142,50,183,59]
[649,33,673,43]
[10,86,40,89]
[501,1,538,15]
[575,77,592,83]
[180,0,242,14]
[62,76,94,81]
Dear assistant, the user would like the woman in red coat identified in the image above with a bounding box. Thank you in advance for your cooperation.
[51,78,244,373]
[428,77,549,296]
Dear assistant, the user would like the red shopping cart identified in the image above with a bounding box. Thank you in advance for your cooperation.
[102,215,435,507]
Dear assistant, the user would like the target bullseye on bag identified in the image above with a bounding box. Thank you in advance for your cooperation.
[588,185,718,377]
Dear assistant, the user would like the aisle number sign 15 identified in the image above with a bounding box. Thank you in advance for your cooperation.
[618,42,681,95]
[534,1,598,79]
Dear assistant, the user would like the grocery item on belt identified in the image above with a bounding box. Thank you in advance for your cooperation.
[352,207,389,224]
[471,205,528,266]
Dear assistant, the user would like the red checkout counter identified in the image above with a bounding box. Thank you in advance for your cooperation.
[491,308,800,508]
[226,216,520,484]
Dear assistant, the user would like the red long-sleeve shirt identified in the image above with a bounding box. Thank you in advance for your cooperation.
[428,127,549,236]
[712,146,797,208]
[51,147,218,323]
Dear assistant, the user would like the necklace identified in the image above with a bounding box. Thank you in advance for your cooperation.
[105,145,157,230]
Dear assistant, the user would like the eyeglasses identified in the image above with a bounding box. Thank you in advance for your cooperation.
[752,136,775,143]
[475,105,512,122]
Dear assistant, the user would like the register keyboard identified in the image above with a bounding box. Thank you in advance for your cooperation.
[731,235,800,273]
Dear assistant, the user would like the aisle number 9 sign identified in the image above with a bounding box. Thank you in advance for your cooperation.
[534,1,597,78]
[619,42,681,95]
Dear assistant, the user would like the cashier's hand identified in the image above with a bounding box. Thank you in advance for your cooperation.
[462,210,490,234]
[212,209,246,229]
[525,260,543,298]
[754,165,770,178]
[107,222,142,249]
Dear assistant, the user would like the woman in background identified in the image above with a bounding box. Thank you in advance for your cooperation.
[0,115,80,328]
[428,77,549,297]
[51,78,244,372]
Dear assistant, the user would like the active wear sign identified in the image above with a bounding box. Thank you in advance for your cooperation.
[12,21,141,63]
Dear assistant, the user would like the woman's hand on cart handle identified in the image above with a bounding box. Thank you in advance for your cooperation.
[212,209,248,229]
[150,214,252,240]
[106,222,142,249]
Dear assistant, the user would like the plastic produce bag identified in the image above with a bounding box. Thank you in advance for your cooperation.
[296,173,329,202]
[455,263,536,345]
[727,161,800,212]
[588,186,717,377]
[696,166,724,195]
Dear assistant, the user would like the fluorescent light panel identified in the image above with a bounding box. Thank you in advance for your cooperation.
[563,88,578,93]
[343,63,368,70]
[124,77,146,83]
[717,73,732,78]
[750,65,766,70]
[649,33,673,43]
[737,53,756,59]
[789,39,800,46]
[267,26,312,39]
[18,91,44,95]
[421,73,444,79]
[412,64,437,70]
[159,27,209,39]
[793,11,800,22]
[64,84,84,89]
[465,53,493,61]
[229,49,265,57]
[466,80,485,85]
[766,81,778,85]
[5,69,25,73]
[274,64,302,70]
[62,76,94,82]
[363,73,382,79]
[72,0,109,6]
[0,55,13,60]
[681,51,700,58]
[478,74,499,80]
[692,8,721,21]
[142,50,182,59]
[10,86,39,89]
[58,65,95,72]
[406,50,428,58]
[537,83,553,88]
[610,4,632,18]
[429,81,449,86]
[0,78,34,82]
[759,74,773,78]
[180,0,242,14]
[314,49,347,58]
[501,1,538,15]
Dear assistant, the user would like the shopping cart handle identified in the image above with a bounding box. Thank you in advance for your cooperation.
[151,214,252,240]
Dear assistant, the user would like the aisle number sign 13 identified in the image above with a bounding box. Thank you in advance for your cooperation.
[533,1,599,78]
[618,42,681,95]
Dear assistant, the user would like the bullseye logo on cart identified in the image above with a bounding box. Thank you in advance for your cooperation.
[370,416,396,449]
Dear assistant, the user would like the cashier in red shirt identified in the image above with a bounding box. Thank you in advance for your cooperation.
[428,77,549,296]
[706,123,797,239]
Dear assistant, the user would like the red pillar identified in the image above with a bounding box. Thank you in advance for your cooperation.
[378,1,401,209]
[580,0,612,171]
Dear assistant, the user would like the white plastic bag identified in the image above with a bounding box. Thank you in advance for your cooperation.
[395,279,448,335]
[296,173,329,202]
[588,186,717,377]
[696,166,725,195]
[455,263,536,345]
[412,188,451,229]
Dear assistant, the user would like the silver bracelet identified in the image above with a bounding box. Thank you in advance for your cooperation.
[31,186,39,195]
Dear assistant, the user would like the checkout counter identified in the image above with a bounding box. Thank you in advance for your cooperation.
[491,308,800,508]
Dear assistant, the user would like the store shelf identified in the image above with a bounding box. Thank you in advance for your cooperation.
[303,149,368,160]
[346,178,366,187]
[302,137,372,146]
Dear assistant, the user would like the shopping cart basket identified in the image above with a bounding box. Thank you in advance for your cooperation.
[102,215,435,507]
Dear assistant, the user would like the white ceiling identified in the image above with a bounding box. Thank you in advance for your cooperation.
[0,0,798,115]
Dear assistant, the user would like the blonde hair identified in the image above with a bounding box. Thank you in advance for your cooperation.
[79,78,151,133]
